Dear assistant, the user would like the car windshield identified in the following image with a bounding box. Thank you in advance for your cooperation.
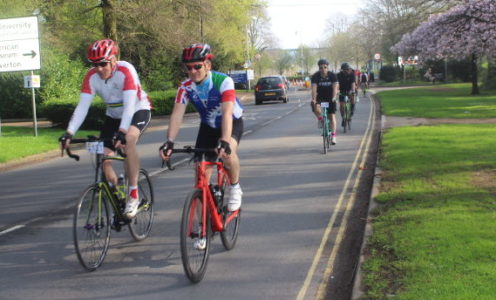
[258,77,282,88]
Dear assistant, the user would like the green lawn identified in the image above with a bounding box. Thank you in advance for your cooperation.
[0,127,97,163]
[378,83,496,118]
[363,84,496,299]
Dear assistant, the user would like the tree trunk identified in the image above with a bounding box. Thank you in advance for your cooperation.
[102,0,117,41]
[471,53,479,95]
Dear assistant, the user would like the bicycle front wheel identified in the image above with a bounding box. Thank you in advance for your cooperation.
[129,169,154,241]
[322,118,329,154]
[180,189,211,283]
[73,184,111,271]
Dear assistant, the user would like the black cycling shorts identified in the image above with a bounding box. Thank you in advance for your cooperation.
[100,109,151,150]
[317,99,337,114]
[194,118,243,160]
[339,91,353,102]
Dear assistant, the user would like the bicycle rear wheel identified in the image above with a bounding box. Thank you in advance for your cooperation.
[180,189,210,283]
[342,105,349,133]
[220,176,241,250]
[129,169,154,241]
[73,184,111,271]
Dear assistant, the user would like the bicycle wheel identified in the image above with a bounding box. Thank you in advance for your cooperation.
[73,184,111,271]
[322,116,329,154]
[180,189,211,283]
[220,176,241,250]
[129,169,154,241]
[342,105,349,133]
[347,103,352,131]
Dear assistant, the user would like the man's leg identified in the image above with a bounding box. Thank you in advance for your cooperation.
[224,134,242,212]
[103,148,117,185]
[330,112,337,144]
[124,125,141,218]
[350,94,356,116]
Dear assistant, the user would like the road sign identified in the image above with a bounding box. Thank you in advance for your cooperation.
[24,74,40,88]
[0,16,40,72]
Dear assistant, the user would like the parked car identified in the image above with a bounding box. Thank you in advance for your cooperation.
[254,76,288,105]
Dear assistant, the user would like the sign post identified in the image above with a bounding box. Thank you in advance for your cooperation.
[0,16,41,136]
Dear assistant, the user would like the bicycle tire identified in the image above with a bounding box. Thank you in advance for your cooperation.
[73,184,111,271]
[180,189,211,283]
[322,118,328,154]
[129,169,154,241]
[342,104,349,133]
[220,176,241,250]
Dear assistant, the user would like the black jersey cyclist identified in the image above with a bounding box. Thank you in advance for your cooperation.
[310,58,338,144]
[337,62,357,124]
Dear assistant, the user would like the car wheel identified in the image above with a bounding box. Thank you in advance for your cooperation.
[255,99,262,105]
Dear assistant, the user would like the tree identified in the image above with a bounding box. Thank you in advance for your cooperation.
[273,50,294,75]
[392,0,496,94]
[359,0,462,63]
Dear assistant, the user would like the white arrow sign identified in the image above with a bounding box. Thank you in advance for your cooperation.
[0,16,40,72]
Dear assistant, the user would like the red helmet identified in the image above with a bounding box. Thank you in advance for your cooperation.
[182,43,213,63]
[87,39,119,63]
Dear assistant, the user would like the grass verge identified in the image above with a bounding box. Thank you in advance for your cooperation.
[363,83,496,299]
[378,83,496,118]
[0,127,97,163]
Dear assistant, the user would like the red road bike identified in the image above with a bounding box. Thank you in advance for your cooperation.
[167,146,241,283]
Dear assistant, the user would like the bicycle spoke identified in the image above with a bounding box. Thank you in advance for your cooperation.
[73,185,111,271]
[180,190,210,283]
[128,169,154,241]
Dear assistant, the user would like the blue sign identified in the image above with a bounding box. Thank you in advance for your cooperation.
[229,72,248,83]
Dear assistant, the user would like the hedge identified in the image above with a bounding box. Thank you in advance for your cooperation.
[41,89,196,130]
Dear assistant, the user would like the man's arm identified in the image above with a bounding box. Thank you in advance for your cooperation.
[311,83,318,101]
[167,102,187,142]
[221,101,234,142]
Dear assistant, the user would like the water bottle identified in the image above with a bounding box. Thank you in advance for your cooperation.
[213,185,223,206]
[116,174,126,201]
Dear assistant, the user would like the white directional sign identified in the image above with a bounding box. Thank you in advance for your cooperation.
[0,16,40,72]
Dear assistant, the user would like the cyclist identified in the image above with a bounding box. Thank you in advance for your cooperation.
[159,43,244,212]
[337,62,357,124]
[59,39,152,219]
[360,71,369,92]
[310,58,338,144]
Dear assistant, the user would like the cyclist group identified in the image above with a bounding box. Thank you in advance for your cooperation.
[311,59,369,144]
[58,38,369,224]
[60,39,244,221]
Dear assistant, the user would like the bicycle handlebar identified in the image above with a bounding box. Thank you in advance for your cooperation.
[62,135,126,161]
[161,146,219,171]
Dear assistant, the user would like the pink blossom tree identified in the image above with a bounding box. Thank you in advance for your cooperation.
[392,0,496,94]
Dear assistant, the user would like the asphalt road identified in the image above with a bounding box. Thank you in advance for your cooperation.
[0,88,378,300]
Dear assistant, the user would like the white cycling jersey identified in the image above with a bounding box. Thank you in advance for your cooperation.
[67,61,151,134]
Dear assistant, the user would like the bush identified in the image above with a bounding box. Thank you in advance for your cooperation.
[148,89,196,116]
[0,72,34,118]
[41,97,106,129]
[379,65,400,82]
[0,50,86,119]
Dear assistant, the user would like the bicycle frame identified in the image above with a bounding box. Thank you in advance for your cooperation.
[193,159,239,235]
[66,139,128,223]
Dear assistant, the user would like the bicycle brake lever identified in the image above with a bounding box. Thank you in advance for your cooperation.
[65,148,80,161]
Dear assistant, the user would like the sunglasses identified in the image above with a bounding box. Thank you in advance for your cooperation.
[92,61,109,68]
[185,64,204,71]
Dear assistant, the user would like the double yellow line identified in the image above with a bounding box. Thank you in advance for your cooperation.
[297,95,377,300]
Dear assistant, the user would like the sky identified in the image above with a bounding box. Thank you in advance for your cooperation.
[266,0,364,49]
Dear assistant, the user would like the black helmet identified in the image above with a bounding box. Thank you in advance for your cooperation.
[341,62,351,70]
[182,43,213,63]
[317,58,329,66]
